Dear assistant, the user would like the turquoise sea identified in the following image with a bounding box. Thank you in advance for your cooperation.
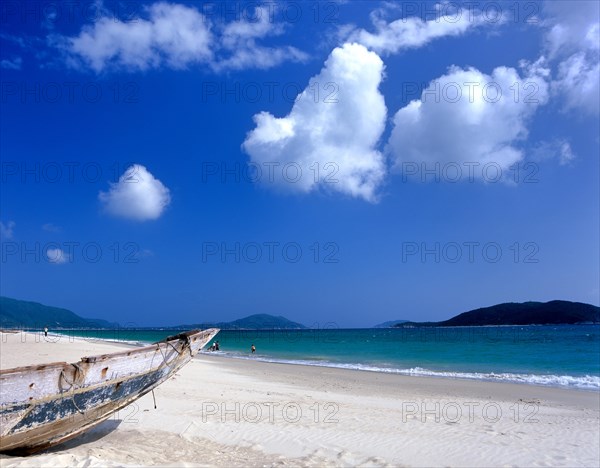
[56,325,600,390]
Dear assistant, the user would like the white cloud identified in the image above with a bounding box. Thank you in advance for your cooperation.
[0,221,15,239]
[557,141,575,165]
[46,248,70,264]
[0,57,22,70]
[59,2,305,73]
[553,53,599,115]
[242,42,387,202]
[347,4,489,55]
[543,1,599,114]
[212,5,308,71]
[387,62,549,179]
[213,44,307,72]
[99,165,171,221]
[66,3,213,72]
[543,1,599,59]
[530,139,576,165]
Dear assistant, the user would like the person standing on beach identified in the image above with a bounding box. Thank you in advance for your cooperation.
[251,344,256,354]
[44,326,48,338]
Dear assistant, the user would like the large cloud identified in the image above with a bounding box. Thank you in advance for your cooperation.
[347,4,489,55]
[387,62,549,178]
[543,1,599,114]
[60,2,306,72]
[99,165,171,221]
[242,42,387,202]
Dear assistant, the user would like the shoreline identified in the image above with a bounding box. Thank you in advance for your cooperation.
[8,330,600,392]
[198,353,600,407]
[1,332,599,466]
[198,351,600,392]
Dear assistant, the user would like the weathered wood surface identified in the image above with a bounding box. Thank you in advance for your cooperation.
[0,328,219,454]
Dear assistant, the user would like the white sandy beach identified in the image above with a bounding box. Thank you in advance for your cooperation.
[1,331,599,467]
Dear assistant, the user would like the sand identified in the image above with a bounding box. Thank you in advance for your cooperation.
[1,331,599,467]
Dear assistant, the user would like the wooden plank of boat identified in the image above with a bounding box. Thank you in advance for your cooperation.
[0,328,219,455]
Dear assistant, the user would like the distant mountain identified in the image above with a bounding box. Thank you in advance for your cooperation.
[175,314,306,330]
[394,301,599,327]
[227,314,306,329]
[374,319,409,328]
[0,298,306,330]
[0,296,117,329]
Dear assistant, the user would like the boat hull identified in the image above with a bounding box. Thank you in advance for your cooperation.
[0,328,219,454]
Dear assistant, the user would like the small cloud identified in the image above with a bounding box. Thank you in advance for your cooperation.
[131,248,154,262]
[140,249,154,258]
[530,139,576,165]
[211,5,308,72]
[42,223,62,233]
[99,164,171,221]
[46,248,70,264]
[0,221,15,239]
[0,33,27,48]
[346,3,491,56]
[552,52,599,115]
[0,57,22,70]
[558,142,576,165]
[42,9,58,30]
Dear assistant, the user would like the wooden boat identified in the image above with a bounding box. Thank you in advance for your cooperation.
[0,328,219,454]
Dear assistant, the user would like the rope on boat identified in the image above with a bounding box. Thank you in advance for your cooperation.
[60,363,85,414]
[184,335,193,357]
[167,341,182,355]
[158,334,192,370]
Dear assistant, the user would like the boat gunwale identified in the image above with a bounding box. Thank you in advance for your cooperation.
[2,360,171,410]
[0,328,218,376]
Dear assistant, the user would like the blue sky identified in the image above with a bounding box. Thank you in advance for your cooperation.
[0,1,598,327]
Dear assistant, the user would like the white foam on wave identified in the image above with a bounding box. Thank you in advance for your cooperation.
[213,352,600,390]
[53,331,148,347]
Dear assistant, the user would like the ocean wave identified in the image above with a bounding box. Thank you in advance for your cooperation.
[53,332,148,347]
[208,352,600,390]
